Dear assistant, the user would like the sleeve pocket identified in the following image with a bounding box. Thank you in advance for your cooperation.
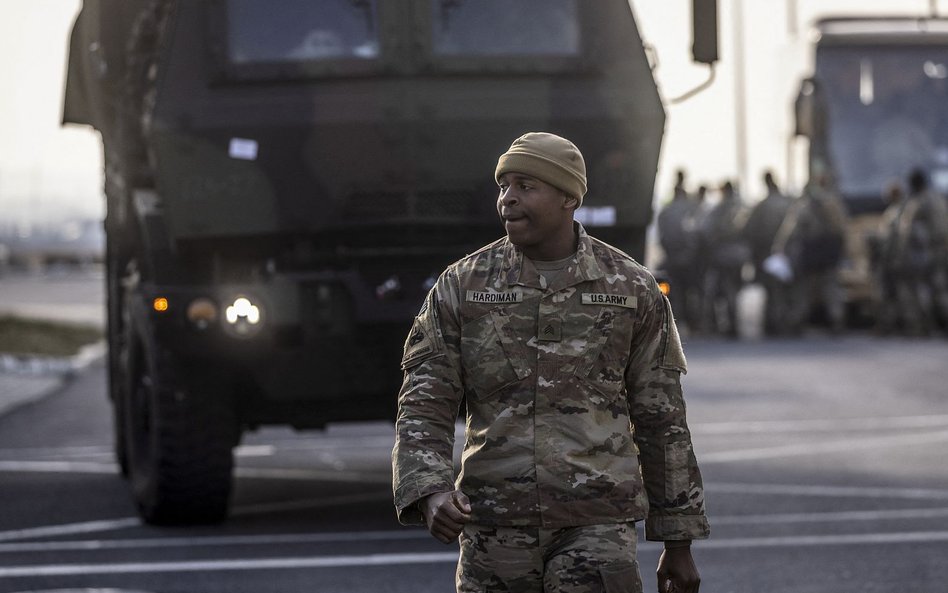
[459,309,527,399]
[574,307,627,400]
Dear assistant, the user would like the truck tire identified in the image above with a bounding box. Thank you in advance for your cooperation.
[107,250,130,477]
[123,333,237,525]
[112,384,130,478]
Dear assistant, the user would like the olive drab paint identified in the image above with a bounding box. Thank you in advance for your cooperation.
[62,0,673,524]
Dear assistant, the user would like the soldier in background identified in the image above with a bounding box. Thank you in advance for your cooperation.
[743,171,794,336]
[891,169,948,336]
[691,184,711,329]
[672,168,689,200]
[773,174,848,334]
[393,133,709,593]
[870,181,906,335]
[658,170,701,333]
[700,181,749,338]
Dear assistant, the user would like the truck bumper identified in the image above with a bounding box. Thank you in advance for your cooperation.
[133,274,412,420]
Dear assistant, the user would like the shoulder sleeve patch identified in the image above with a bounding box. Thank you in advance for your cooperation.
[401,295,445,370]
[659,295,688,374]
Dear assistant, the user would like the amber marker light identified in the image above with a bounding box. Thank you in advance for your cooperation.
[658,281,671,297]
[153,297,170,312]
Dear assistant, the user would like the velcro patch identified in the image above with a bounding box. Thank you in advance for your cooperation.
[401,298,444,370]
[581,293,637,308]
[538,318,562,342]
[401,320,434,370]
[465,290,523,304]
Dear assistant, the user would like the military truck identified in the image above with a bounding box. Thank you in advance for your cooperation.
[64,0,716,524]
[794,16,948,313]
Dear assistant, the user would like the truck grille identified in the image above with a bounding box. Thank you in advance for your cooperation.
[343,191,476,221]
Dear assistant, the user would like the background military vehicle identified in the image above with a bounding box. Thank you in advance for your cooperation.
[794,16,948,316]
[63,0,717,524]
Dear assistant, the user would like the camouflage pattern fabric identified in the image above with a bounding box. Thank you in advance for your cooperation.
[891,191,948,333]
[392,223,709,541]
[456,522,642,593]
[744,189,793,268]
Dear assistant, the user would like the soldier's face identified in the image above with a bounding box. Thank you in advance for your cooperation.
[497,172,577,259]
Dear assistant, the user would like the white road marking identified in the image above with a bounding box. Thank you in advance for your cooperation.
[0,445,112,457]
[701,429,948,463]
[0,552,460,577]
[0,518,141,543]
[234,445,276,457]
[3,415,947,462]
[4,507,948,554]
[708,507,948,525]
[234,467,390,484]
[0,529,430,553]
[694,414,948,434]
[0,460,391,484]
[640,531,948,550]
[2,480,944,547]
[4,531,948,577]
[0,492,391,543]
[709,482,948,500]
[0,460,117,474]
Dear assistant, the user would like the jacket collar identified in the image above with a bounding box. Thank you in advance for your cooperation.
[502,222,604,291]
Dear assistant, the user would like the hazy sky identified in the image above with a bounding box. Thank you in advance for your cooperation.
[0,0,942,225]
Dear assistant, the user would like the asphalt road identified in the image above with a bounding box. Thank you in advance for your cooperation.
[1,334,947,593]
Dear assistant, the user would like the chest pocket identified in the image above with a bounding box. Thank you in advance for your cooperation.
[460,308,531,399]
[574,307,634,399]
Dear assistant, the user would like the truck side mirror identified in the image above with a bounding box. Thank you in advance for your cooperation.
[692,0,718,64]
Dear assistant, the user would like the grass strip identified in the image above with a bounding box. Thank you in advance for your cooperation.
[0,316,103,357]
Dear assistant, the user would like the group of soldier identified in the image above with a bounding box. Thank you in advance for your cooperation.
[871,169,948,336]
[657,167,948,338]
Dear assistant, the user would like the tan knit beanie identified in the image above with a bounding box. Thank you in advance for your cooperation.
[495,132,587,206]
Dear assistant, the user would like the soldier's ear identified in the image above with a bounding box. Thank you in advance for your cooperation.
[562,192,579,210]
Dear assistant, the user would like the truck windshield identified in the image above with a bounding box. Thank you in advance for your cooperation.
[816,45,948,198]
[431,0,580,56]
[227,0,379,64]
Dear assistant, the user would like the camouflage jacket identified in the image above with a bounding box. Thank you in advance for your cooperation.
[392,224,710,541]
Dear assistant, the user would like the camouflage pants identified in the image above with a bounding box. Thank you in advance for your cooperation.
[456,522,643,593]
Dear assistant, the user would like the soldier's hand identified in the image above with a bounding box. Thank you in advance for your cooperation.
[657,545,700,593]
[419,490,471,544]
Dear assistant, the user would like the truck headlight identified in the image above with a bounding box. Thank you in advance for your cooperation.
[223,295,264,336]
[186,298,218,329]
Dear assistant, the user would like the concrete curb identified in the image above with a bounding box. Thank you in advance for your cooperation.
[0,340,107,417]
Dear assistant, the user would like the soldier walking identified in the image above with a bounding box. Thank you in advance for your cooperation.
[744,171,793,336]
[871,182,906,335]
[891,169,948,335]
[700,181,749,338]
[393,133,709,593]
[773,174,848,334]
[658,170,701,334]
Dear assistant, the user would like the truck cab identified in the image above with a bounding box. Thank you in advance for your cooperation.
[795,17,948,311]
[64,0,670,524]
